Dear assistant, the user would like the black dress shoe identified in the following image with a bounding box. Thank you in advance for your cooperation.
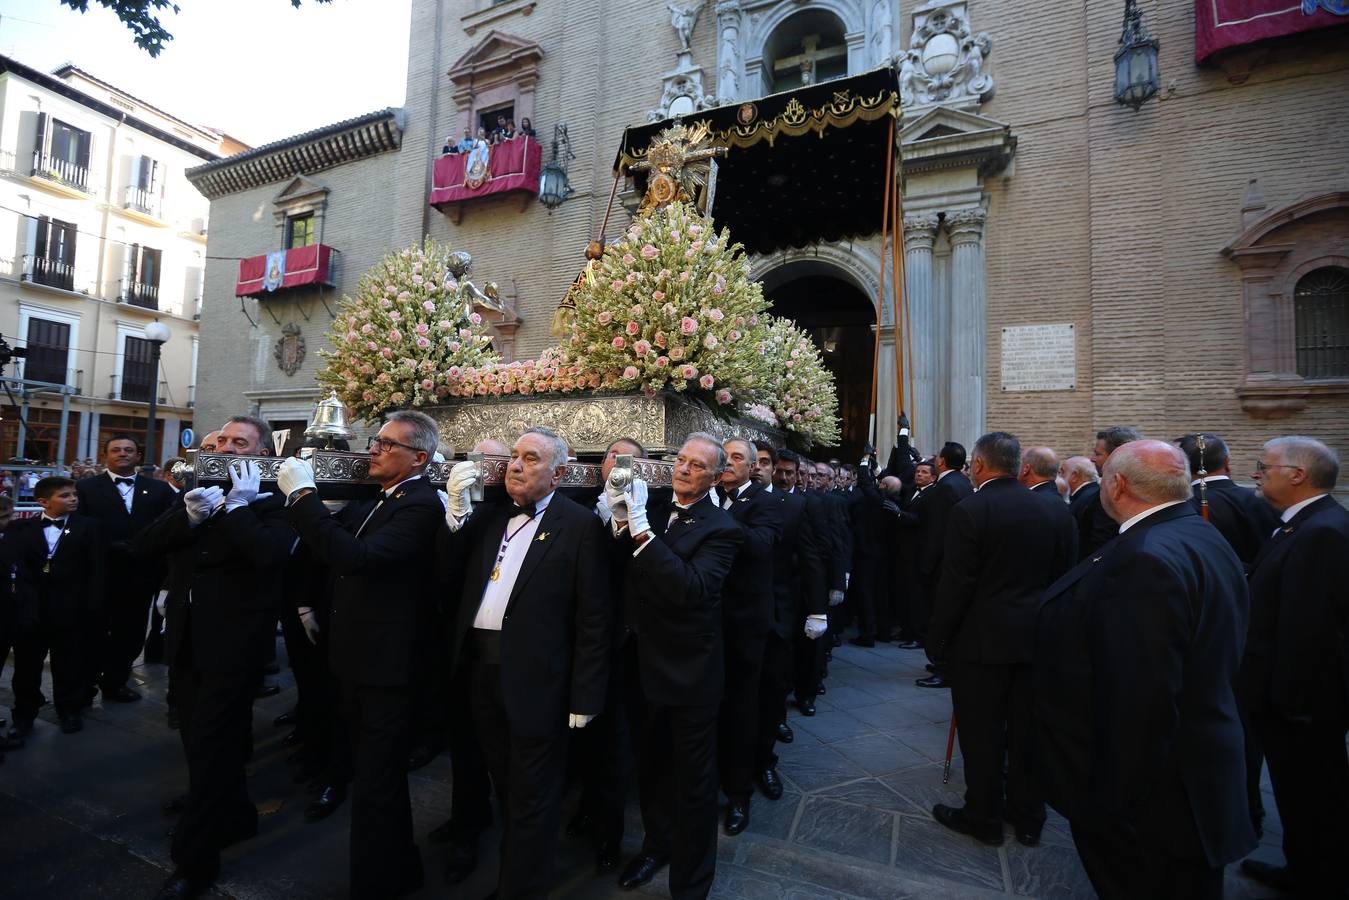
[304,784,346,822]
[618,854,668,890]
[759,768,784,801]
[254,682,280,699]
[796,698,816,717]
[153,871,211,900]
[59,712,82,734]
[407,741,438,771]
[9,719,34,739]
[1240,858,1297,891]
[163,794,189,815]
[273,710,297,727]
[565,811,593,837]
[444,837,479,885]
[915,675,949,688]
[1003,815,1042,847]
[848,636,875,648]
[281,729,303,749]
[776,721,794,743]
[932,804,1002,845]
[596,840,620,872]
[817,682,827,695]
[102,685,141,703]
[925,663,937,673]
[724,801,750,835]
[896,640,921,650]
[262,661,280,676]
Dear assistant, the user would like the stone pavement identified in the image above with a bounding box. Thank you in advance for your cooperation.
[0,636,1293,899]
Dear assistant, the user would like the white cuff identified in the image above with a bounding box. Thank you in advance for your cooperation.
[631,532,655,557]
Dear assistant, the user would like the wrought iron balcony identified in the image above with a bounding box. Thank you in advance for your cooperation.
[21,255,75,292]
[123,281,160,310]
[123,185,164,219]
[31,151,89,193]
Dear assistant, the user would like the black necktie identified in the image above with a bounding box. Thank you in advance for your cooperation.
[510,503,536,520]
[115,477,134,487]
[43,518,64,529]
[671,505,696,524]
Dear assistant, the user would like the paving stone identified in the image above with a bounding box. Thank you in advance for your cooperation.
[742,791,803,841]
[829,732,928,776]
[790,708,876,744]
[792,797,895,866]
[816,777,910,813]
[892,813,1007,891]
[1005,841,1095,898]
[774,743,869,793]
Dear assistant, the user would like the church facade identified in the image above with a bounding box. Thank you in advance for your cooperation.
[191,0,1349,479]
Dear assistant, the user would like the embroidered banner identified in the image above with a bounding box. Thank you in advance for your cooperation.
[1196,0,1349,63]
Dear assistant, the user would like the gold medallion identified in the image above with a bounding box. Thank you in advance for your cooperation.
[490,566,500,582]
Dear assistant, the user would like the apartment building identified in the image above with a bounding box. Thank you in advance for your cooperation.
[0,56,234,465]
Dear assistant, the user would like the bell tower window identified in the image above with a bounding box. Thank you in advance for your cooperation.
[762,10,848,94]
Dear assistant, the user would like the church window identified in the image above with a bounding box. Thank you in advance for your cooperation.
[762,10,849,95]
[1295,266,1349,379]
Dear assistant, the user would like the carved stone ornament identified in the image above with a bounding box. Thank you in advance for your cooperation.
[649,1,718,122]
[899,1,994,112]
[274,322,306,376]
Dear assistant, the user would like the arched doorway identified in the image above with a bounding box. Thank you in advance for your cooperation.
[762,264,875,458]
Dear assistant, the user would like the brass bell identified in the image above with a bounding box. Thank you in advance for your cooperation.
[305,390,356,446]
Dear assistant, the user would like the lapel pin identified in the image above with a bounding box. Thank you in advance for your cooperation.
[1281,526,1293,533]
[394,491,405,500]
[536,532,550,541]
[1091,555,1102,563]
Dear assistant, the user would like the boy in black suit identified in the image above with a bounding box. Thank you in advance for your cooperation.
[9,477,104,736]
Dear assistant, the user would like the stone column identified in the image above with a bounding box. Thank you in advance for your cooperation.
[715,0,743,103]
[947,207,987,448]
[903,214,939,455]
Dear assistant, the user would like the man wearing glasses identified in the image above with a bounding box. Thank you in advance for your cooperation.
[1239,436,1349,898]
[278,411,446,899]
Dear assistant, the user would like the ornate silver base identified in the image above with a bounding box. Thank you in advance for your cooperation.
[423,390,782,457]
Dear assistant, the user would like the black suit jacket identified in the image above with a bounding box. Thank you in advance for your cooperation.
[770,488,825,637]
[807,488,848,593]
[443,491,610,737]
[1190,479,1279,572]
[76,472,176,557]
[928,478,1075,664]
[1029,480,1060,499]
[1035,503,1255,867]
[1239,494,1349,723]
[1068,482,1117,562]
[617,493,743,707]
[288,476,444,689]
[11,515,105,630]
[719,481,782,636]
[918,470,973,581]
[134,495,292,675]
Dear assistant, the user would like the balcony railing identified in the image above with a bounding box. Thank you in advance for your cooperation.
[31,151,89,193]
[110,375,167,405]
[123,185,163,219]
[123,281,160,310]
[22,255,75,292]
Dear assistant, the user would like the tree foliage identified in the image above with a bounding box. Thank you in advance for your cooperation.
[57,0,330,57]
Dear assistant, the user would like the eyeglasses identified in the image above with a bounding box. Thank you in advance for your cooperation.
[1253,460,1301,473]
[367,436,425,455]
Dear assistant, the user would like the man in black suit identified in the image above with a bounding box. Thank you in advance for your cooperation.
[1017,446,1061,499]
[757,447,824,799]
[1062,455,1102,557]
[9,477,104,736]
[715,438,782,836]
[1036,440,1255,899]
[1174,432,1277,571]
[914,441,972,687]
[1072,426,1140,561]
[279,411,446,899]
[887,458,936,649]
[611,433,743,900]
[435,426,610,899]
[927,433,1075,847]
[1239,435,1349,898]
[135,416,291,900]
[76,433,176,702]
[786,452,832,716]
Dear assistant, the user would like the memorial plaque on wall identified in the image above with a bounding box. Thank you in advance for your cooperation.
[1000,324,1076,392]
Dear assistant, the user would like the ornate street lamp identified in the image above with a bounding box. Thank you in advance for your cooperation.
[1114,0,1160,111]
[143,319,171,471]
[538,123,575,212]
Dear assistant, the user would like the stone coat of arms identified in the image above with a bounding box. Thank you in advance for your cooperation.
[275,322,306,376]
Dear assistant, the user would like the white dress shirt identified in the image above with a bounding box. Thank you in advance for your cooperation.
[1191,474,1232,486]
[41,518,66,556]
[627,491,712,558]
[107,469,136,513]
[1117,499,1189,534]
[1279,493,1329,527]
[720,480,751,509]
[473,491,554,630]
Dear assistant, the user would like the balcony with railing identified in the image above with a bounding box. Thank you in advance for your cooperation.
[31,151,89,193]
[122,185,164,220]
[22,255,75,291]
[123,281,160,310]
[110,374,167,405]
[236,244,339,297]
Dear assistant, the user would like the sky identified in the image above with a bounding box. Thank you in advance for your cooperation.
[0,0,412,148]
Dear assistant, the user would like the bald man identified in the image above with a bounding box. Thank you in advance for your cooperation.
[1017,447,1060,498]
[1035,440,1254,900]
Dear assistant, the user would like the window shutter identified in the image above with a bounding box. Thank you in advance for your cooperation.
[35,215,50,258]
[60,220,77,267]
[33,112,47,166]
[23,215,42,278]
[142,247,162,289]
[122,242,137,298]
[129,154,142,192]
[76,130,92,171]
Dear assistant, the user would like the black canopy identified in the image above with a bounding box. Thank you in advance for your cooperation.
[616,66,900,256]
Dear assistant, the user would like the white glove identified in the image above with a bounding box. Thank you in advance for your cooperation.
[298,606,320,644]
[604,477,629,525]
[625,478,650,536]
[804,615,828,640]
[444,460,477,526]
[594,497,612,525]
[224,459,273,512]
[828,589,845,606]
[859,456,870,469]
[436,489,449,511]
[278,457,316,499]
[844,571,851,590]
[568,713,595,729]
[184,486,225,526]
[155,589,169,618]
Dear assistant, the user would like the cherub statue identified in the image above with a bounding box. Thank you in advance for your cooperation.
[444,250,508,317]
